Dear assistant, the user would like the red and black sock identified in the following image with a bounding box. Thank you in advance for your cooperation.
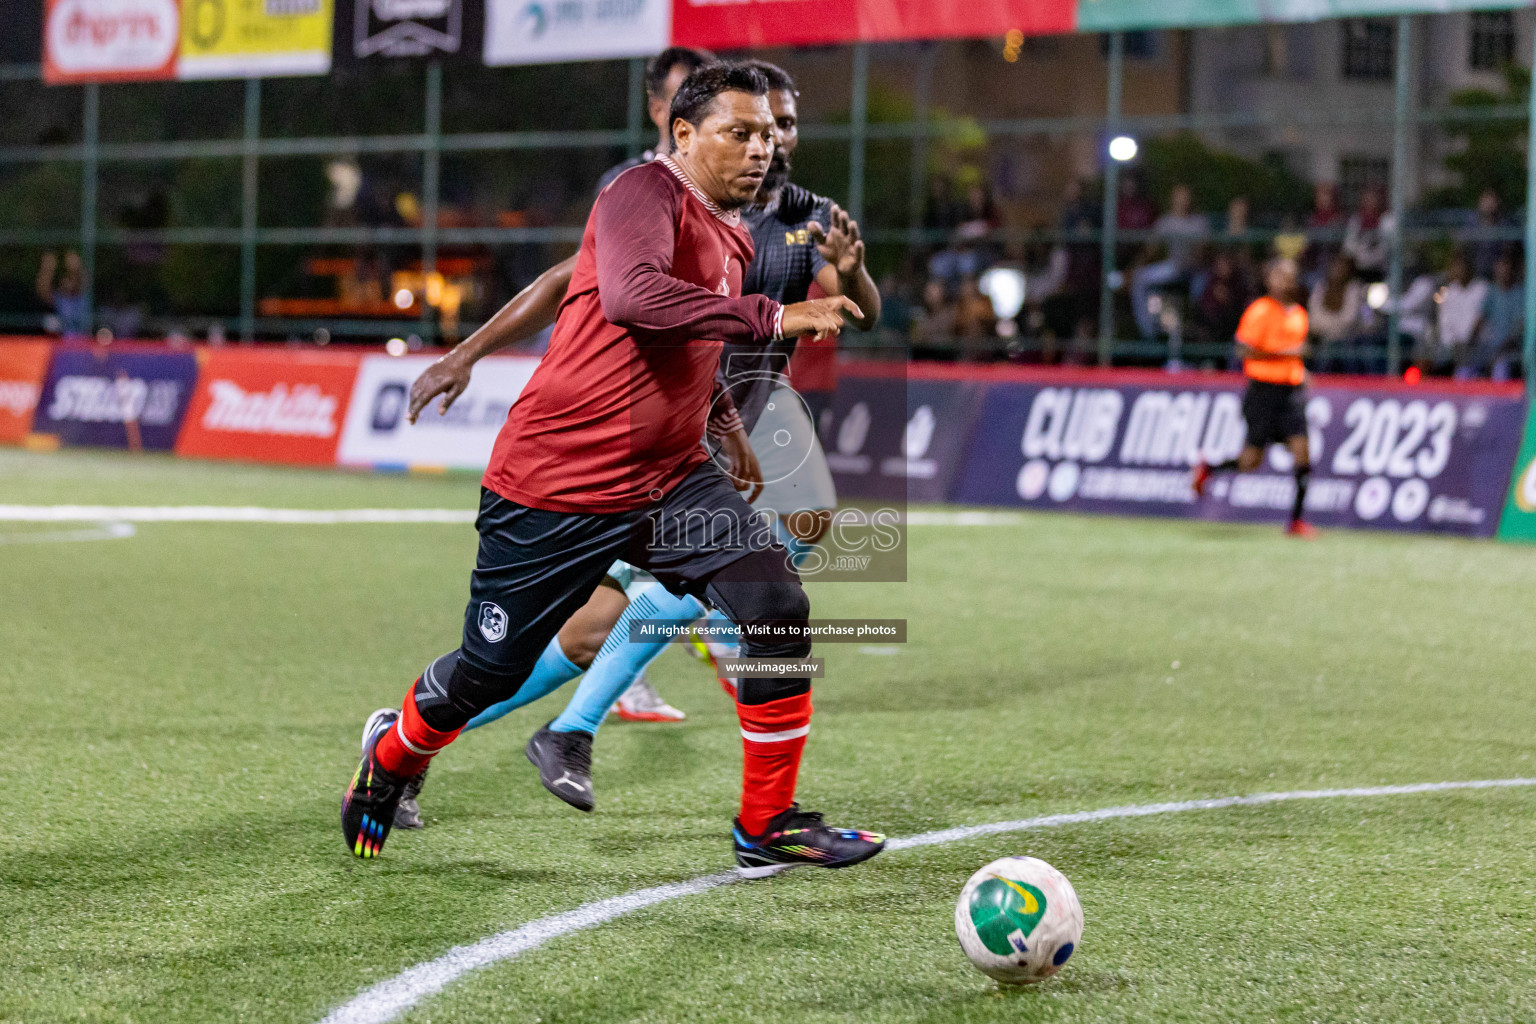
[736,690,812,835]
[374,681,462,777]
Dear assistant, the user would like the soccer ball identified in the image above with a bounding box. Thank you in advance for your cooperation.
[955,855,1083,984]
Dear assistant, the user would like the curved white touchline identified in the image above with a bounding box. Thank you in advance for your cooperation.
[316,776,1536,1024]
[0,520,137,545]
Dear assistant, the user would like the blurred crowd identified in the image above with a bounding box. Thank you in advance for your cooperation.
[892,174,1527,380]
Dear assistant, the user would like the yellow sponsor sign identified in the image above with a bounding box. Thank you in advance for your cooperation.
[178,0,332,78]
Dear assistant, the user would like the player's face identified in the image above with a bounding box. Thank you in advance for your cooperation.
[648,63,694,138]
[761,89,798,195]
[674,91,775,209]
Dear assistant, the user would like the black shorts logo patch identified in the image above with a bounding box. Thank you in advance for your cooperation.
[478,602,508,643]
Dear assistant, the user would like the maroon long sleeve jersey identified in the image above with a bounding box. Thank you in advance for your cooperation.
[483,157,785,513]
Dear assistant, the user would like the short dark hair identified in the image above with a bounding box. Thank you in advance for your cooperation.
[742,59,797,96]
[645,47,716,99]
[669,62,770,135]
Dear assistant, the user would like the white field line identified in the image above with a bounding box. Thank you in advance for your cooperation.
[0,506,477,524]
[0,521,136,544]
[0,506,1020,527]
[316,776,1536,1024]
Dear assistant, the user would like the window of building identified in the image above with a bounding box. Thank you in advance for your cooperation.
[1341,19,1395,81]
[1469,11,1516,71]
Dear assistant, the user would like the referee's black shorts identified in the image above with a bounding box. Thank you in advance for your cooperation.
[1242,379,1308,449]
[458,460,783,682]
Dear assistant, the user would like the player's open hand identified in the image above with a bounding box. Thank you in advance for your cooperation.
[781,295,864,341]
[407,352,473,424]
[807,203,866,279]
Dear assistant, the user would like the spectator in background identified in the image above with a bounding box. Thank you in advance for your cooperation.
[1473,251,1523,380]
[911,278,958,358]
[954,274,998,359]
[36,250,89,339]
[1191,250,1253,345]
[928,182,998,288]
[1428,252,1488,377]
[1223,195,1251,239]
[1307,182,1343,230]
[1468,188,1508,280]
[1343,184,1395,281]
[1116,173,1157,231]
[1131,183,1208,339]
[1308,255,1366,371]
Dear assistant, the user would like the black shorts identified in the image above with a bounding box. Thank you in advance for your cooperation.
[458,460,780,681]
[1242,380,1307,449]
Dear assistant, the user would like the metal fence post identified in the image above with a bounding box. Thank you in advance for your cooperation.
[81,82,99,332]
[906,43,936,255]
[1525,37,1536,398]
[627,57,646,157]
[1387,14,1412,377]
[421,60,442,340]
[848,42,869,224]
[240,77,260,342]
[1098,32,1124,366]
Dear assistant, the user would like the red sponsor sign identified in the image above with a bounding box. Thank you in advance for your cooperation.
[176,348,363,465]
[44,0,179,84]
[0,339,55,445]
[671,0,1075,49]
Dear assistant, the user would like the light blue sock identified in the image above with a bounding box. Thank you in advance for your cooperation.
[549,585,705,735]
[463,635,582,731]
[772,518,818,569]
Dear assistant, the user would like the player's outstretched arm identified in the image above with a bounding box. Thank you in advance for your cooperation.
[810,203,881,331]
[781,296,864,342]
[406,256,575,423]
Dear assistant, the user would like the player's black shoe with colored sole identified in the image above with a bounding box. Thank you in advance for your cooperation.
[525,722,595,812]
[341,710,409,858]
[360,708,428,829]
[732,804,887,879]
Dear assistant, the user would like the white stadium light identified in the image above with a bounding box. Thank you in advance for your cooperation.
[393,288,415,310]
[1108,135,1138,162]
[979,266,1027,321]
[1366,282,1390,310]
[385,337,408,357]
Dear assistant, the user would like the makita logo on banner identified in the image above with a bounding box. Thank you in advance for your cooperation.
[201,380,339,438]
[0,380,40,418]
[47,375,182,425]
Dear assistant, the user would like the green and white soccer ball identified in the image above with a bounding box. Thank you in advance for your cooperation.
[955,855,1083,984]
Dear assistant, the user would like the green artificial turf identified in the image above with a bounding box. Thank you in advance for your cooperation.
[2,447,1534,1023]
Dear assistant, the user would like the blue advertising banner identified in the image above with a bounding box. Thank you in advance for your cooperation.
[821,370,983,504]
[34,345,198,451]
[946,372,1525,538]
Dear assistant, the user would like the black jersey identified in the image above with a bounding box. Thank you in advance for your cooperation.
[718,183,834,433]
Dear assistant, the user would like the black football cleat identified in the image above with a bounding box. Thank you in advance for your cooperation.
[525,722,595,812]
[360,708,429,829]
[733,804,886,879]
[342,710,408,858]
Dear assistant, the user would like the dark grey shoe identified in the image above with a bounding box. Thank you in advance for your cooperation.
[525,723,595,812]
[394,765,428,829]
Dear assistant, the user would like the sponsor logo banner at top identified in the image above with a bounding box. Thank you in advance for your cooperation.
[484,0,669,67]
[44,0,333,84]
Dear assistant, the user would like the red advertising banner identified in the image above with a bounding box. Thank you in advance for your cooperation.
[176,348,362,466]
[44,0,180,85]
[0,340,55,445]
[671,0,1075,49]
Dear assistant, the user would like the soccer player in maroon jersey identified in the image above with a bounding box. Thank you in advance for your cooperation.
[342,63,886,877]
